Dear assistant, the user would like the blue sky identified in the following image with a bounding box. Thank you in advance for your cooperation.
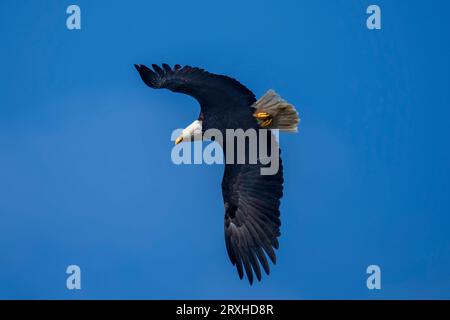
[1,0,449,299]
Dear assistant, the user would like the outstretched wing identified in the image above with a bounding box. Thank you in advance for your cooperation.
[134,64,256,122]
[222,151,283,284]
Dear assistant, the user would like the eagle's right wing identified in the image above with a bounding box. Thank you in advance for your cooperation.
[221,134,284,284]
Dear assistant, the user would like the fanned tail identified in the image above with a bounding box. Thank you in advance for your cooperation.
[252,90,300,132]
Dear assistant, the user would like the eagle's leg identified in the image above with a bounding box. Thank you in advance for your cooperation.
[260,118,273,127]
[254,111,274,128]
[252,90,299,132]
[254,112,271,119]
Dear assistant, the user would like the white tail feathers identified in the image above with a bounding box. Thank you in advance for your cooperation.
[252,90,300,132]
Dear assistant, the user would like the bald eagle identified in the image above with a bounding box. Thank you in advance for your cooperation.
[134,64,299,284]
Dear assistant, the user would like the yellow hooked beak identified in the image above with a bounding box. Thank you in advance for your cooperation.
[175,136,183,145]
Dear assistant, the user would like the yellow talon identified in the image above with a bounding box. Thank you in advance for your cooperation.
[175,136,183,145]
[261,118,273,127]
[254,112,271,119]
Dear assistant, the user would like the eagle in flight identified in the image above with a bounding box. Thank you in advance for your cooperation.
[135,64,299,284]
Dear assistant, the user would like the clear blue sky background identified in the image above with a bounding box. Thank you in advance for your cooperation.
[1,0,449,299]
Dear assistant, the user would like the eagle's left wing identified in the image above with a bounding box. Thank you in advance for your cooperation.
[134,64,256,118]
